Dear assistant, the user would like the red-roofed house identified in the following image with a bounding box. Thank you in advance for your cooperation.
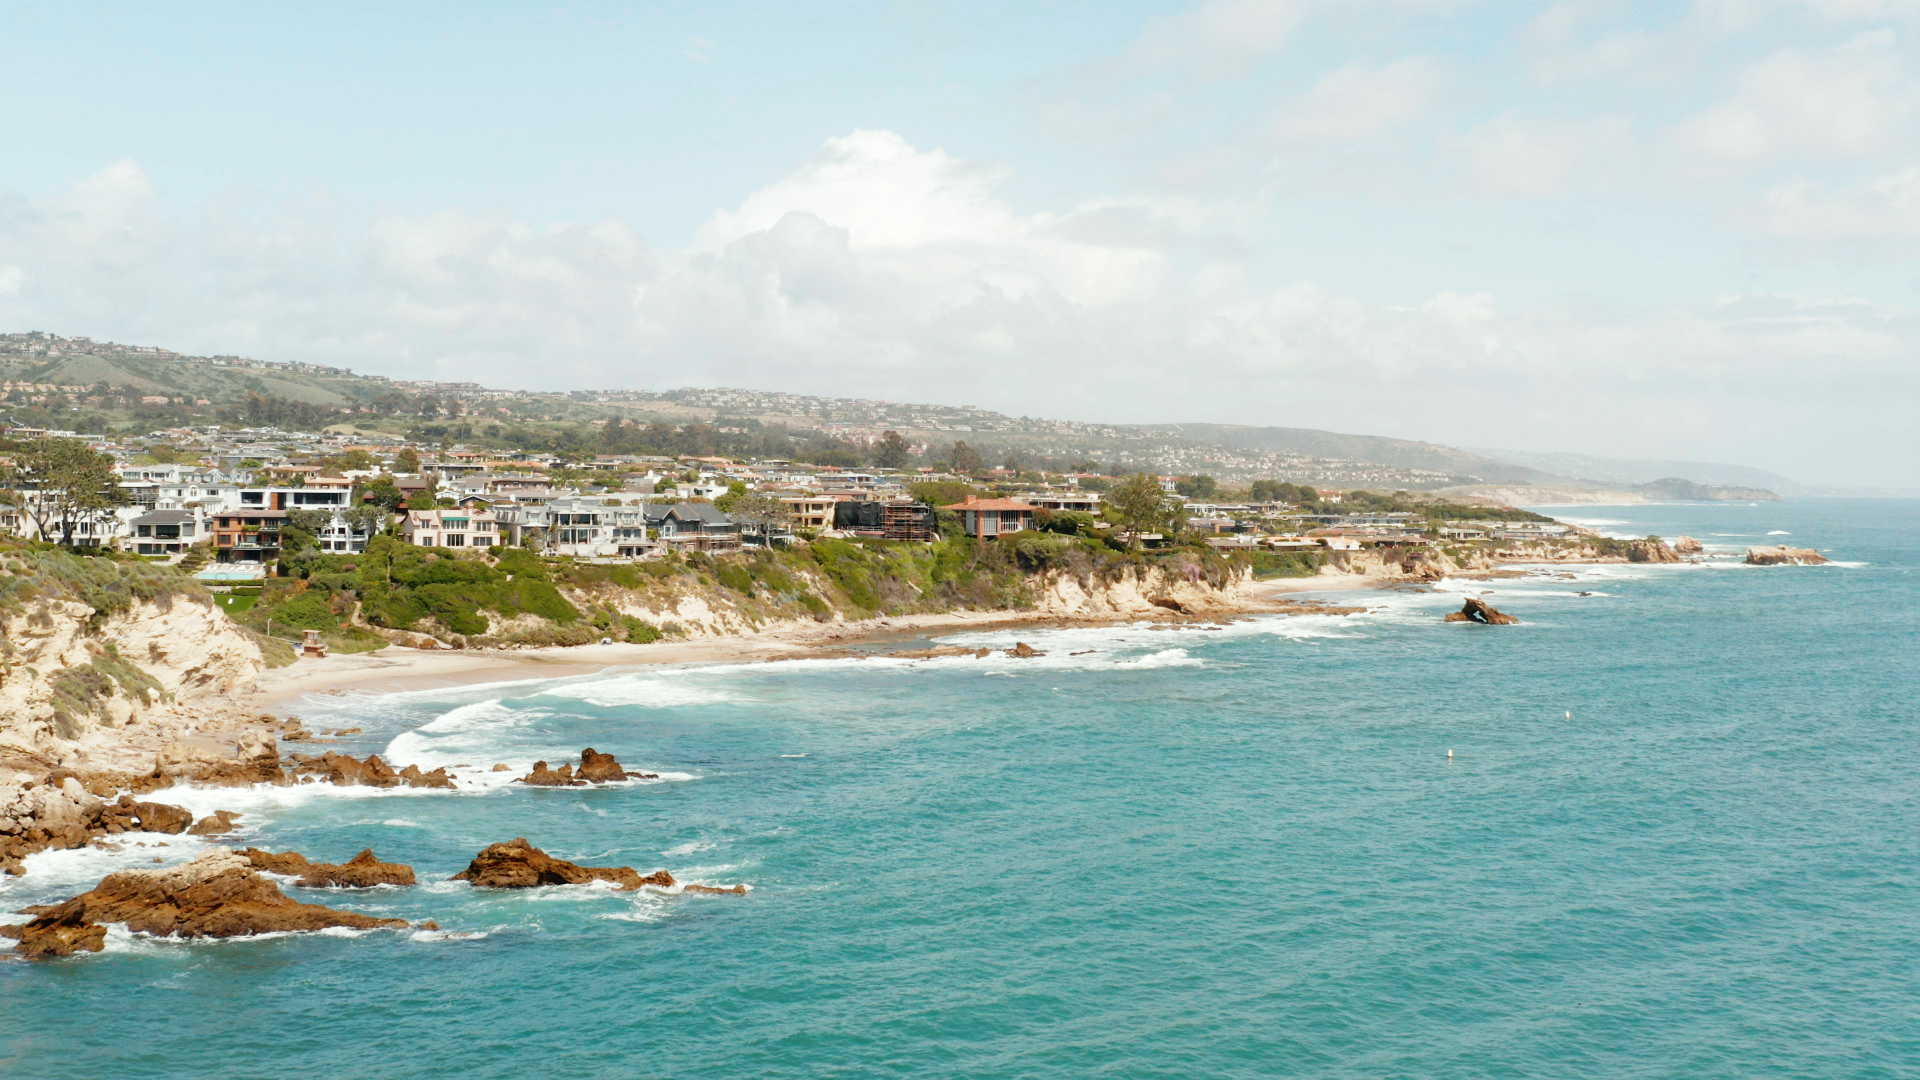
[941,497,1037,538]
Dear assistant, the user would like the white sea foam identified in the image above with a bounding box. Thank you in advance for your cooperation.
[663,840,717,856]
[1768,530,1791,535]
[780,753,808,758]
[535,668,736,709]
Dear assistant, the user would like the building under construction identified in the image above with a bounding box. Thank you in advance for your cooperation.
[832,500,938,541]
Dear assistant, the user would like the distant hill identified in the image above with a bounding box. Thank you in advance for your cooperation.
[1633,478,1780,502]
[1462,446,1801,493]
[1165,424,1593,487]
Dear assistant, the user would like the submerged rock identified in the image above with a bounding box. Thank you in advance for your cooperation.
[3,848,411,956]
[243,848,416,888]
[450,838,676,890]
[1746,545,1829,566]
[1445,597,1520,625]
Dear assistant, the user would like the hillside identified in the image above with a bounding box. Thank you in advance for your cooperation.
[1,331,1787,496]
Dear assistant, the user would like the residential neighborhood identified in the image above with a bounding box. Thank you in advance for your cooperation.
[0,418,1539,590]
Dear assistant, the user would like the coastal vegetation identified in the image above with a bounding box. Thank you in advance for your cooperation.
[228,527,1257,650]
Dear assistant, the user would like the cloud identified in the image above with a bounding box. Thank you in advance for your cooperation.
[0,140,1913,484]
[1452,112,1638,196]
[1270,57,1449,145]
[1673,30,1919,164]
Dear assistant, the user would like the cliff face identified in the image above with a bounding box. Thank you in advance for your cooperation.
[0,594,266,779]
[1318,539,1623,582]
[572,560,1256,639]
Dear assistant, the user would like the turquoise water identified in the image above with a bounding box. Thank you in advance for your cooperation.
[4,499,1916,1078]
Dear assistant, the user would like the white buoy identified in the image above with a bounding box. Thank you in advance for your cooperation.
[1447,748,1453,759]
[1566,710,1572,720]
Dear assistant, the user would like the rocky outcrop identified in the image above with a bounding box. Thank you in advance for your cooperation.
[2,907,107,957]
[1673,536,1703,555]
[3,847,411,956]
[1746,545,1829,566]
[188,810,242,835]
[0,592,265,773]
[1628,538,1681,563]
[285,752,454,789]
[1445,597,1519,625]
[243,847,416,888]
[577,748,631,784]
[450,838,675,890]
[518,750,656,787]
[1005,642,1045,658]
[142,728,288,790]
[0,779,212,875]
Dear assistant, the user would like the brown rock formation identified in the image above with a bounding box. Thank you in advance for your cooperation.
[4,848,409,955]
[3,906,107,957]
[286,752,453,789]
[1672,536,1703,555]
[518,761,580,787]
[450,838,676,891]
[1445,597,1520,625]
[1,781,212,874]
[1628,538,1681,563]
[1005,642,1045,658]
[576,749,630,784]
[187,810,242,836]
[519,750,656,787]
[243,848,416,888]
[1746,545,1829,566]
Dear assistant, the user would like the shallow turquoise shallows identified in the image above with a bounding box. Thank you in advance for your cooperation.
[4,499,1917,1078]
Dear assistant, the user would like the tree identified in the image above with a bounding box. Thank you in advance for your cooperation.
[713,480,750,512]
[727,492,793,545]
[1175,475,1217,499]
[393,447,421,473]
[949,440,983,475]
[1105,472,1178,550]
[355,477,406,513]
[0,438,130,546]
[910,480,976,508]
[874,430,909,471]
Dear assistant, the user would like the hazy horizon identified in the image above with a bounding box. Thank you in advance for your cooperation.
[3,2,1917,487]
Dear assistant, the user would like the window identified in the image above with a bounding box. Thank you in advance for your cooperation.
[445,534,466,547]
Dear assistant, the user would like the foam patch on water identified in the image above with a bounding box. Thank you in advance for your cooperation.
[663,840,718,856]
[536,669,735,709]
[1768,530,1791,535]
[383,699,549,769]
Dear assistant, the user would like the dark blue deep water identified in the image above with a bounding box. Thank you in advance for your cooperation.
[3,499,1916,1078]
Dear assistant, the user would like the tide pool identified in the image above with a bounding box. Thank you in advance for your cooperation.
[3,499,1916,1078]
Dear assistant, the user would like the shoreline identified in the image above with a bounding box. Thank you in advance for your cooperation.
[250,571,1389,712]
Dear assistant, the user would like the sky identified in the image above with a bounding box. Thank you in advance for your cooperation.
[1,1,1917,487]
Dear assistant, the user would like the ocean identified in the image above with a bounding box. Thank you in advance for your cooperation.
[3,498,1916,1078]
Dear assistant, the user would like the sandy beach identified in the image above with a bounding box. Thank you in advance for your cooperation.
[251,571,1388,713]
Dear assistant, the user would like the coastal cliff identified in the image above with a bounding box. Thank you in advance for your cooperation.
[0,550,270,783]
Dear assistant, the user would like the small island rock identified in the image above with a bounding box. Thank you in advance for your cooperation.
[1445,597,1520,625]
[1746,545,1829,566]
[450,838,675,891]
